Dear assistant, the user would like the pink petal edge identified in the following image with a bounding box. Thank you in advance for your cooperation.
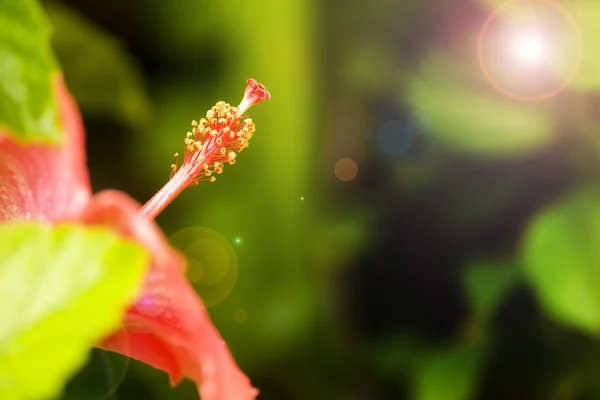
[83,191,258,400]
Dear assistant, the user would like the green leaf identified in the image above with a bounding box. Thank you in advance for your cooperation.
[463,260,521,319]
[406,53,554,156]
[523,190,600,334]
[413,340,485,400]
[0,0,61,143]
[44,0,152,129]
[0,223,149,400]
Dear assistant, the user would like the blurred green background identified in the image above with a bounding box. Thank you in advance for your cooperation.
[42,0,600,399]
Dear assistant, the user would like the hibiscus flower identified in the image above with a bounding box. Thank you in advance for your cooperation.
[0,75,270,400]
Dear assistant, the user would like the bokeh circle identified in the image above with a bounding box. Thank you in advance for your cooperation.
[168,226,239,308]
[376,120,413,157]
[334,157,359,182]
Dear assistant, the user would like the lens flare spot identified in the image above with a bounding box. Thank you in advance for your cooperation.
[478,0,582,101]
[513,32,545,65]
[334,157,358,182]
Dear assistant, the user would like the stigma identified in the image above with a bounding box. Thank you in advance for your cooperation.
[139,79,270,220]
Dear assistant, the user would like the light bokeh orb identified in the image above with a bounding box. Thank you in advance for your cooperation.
[334,157,359,182]
[376,120,413,157]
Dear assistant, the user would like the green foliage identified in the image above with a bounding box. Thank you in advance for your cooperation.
[413,340,485,400]
[568,0,600,91]
[406,53,554,155]
[463,260,521,319]
[0,0,61,144]
[44,0,152,129]
[523,190,600,335]
[0,223,149,400]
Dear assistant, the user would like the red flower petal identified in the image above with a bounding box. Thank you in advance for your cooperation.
[0,76,91,221]
[0,73,257,398]
[81,190,258,400]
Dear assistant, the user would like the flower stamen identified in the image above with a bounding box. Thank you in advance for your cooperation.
[139,79,270,220]
[170,153,179,179]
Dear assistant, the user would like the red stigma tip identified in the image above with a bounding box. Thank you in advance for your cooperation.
[238,79,270,115]
[245,78,271,101]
